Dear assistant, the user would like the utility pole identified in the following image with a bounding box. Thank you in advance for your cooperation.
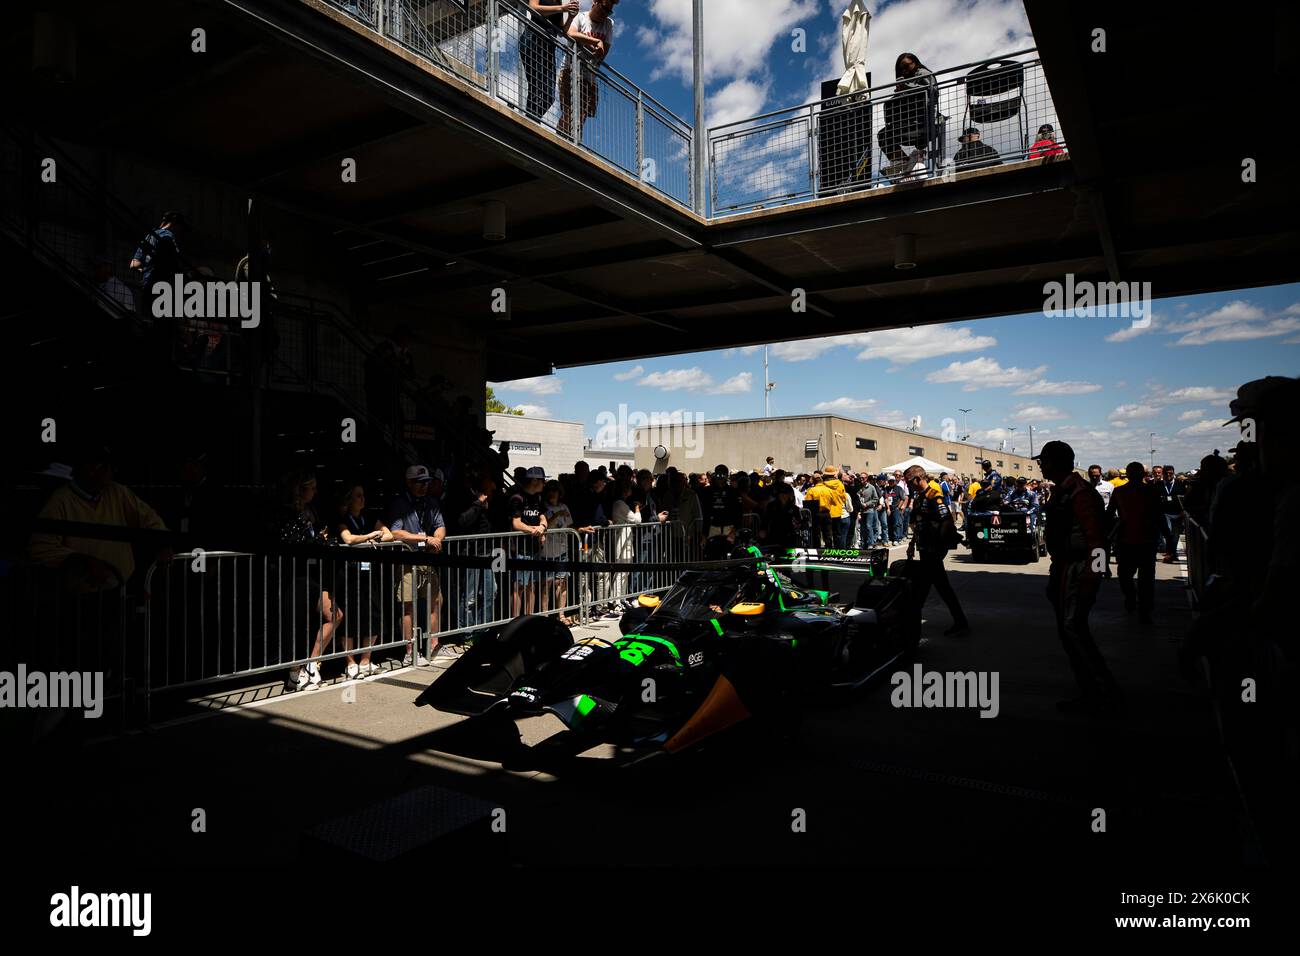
[763,345,769,417]
[1028,423,1034,457]
[692,0,706,216]
[1149,433,1156,474]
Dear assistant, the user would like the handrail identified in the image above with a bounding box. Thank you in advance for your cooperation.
[708,46,1042,134]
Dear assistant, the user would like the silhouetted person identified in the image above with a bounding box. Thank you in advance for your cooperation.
[1036,441,1121,715]
[903,465,969,636]
[1106,461,1160,625]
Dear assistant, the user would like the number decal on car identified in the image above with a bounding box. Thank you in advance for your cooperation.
[617,640,656,666]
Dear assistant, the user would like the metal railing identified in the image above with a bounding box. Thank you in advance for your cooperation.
[318,0,694,208]
[708,49,1063,215]
[138,521,697,709]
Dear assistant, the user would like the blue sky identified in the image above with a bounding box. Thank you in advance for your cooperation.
[491,2,1299,469]
[492,284,1300,471]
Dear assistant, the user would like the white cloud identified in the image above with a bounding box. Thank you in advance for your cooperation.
[490,375,562,396]
[925,357,1047,391]
[612,364,644,381]
[1013,379,1103,396]
[812,396,879,412]
[1109,403,1160,422]
[770,333,868,362]
[639,0,821,104]
[1178,419,1227,437]
[638,367,715,391]
[1105,317,1159,342]
[514,404,552,418]
[1178,408,1206,421]
[707,77,772,127]
[1161,386,1234,404]
[854,326,997,364]
[709,371,754,394]
[1011,404,1067,420]
[1173,317,1300,346]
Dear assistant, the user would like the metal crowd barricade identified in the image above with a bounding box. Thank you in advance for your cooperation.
[576,520,696,612]
[439,527,583,637]
[0,562,136,726]
[1182,513,1211,608]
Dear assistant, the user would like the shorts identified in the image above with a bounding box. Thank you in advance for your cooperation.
[707,525,736,538]
[398,566,440,604]
[558,66,599,119]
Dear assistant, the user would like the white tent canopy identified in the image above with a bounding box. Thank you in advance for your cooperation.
[880,455,947,475]
[836,1,872,96]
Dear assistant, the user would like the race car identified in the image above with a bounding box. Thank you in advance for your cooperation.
[414,545,921,762]
[964,507,1045,562]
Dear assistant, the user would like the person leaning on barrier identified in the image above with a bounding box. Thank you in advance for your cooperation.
[509,467,548,617]
[335,483,393,679]
[558,0,618,139]
[1036,441,1123,716]
[268,471,341,692]
[379,465,446,667]
[522,2,579,124]
[903,465,970,637]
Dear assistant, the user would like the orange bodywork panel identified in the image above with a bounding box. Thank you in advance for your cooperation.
[663,673,752,754]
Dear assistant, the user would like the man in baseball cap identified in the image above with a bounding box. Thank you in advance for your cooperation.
[1034,440,1122,715]
[384,464,446,666]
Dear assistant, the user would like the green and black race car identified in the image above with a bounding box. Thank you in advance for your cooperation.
[415,545,922,762]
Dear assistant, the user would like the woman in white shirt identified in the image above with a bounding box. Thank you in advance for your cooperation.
[609,475,640,602]
[542,480,577,625]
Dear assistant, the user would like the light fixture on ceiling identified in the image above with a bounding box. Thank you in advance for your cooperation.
[483,200,506,242]
[894,233,917,270]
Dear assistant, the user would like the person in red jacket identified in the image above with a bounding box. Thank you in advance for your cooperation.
[1028,123,1065,160]
[1036,441,1122,715]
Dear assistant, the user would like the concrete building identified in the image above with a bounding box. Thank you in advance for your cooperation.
[486,413,587,480]
[486,413,635,478]
[633,415,1040,480]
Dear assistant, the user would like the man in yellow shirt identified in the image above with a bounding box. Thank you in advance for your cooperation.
[29,446,171,591]
[802,473,836,547]
[821,466,849,546]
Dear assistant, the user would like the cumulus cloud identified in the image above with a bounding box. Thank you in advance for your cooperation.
[612,364,644,381]
[1011,404,1068,420]
[1178,408,1207,421]
[1109,403,1161,422]
[812,396,880,412]
[1012,379,1102,396]
[1178,419,1227,437]
[638,367,716,390]
[490,375,562,396]
[514,404,552,418]
[709,371,754,394]
[925,357,1047,391]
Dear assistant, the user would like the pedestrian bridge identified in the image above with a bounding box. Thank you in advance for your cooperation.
[9,0,1296,381]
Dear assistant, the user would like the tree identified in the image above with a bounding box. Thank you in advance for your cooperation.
[486,385,524,416]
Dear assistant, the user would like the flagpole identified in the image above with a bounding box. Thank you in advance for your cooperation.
[692,0,705,215]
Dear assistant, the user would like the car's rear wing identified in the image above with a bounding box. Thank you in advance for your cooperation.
[768,546,891,577]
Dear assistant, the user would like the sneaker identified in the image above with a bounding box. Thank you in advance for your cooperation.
[303,662,322,689]
[285,668,308,693]
[401,651,429,667]
[345,662,360,680]
[360,661,381,678]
